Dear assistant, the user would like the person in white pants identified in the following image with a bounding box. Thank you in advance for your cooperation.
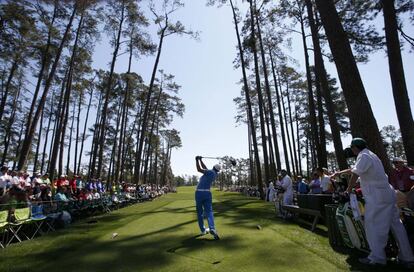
[333,138,414,268]
[277,170,293,205]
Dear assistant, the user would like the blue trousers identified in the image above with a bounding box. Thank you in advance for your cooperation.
[195,191,215,231]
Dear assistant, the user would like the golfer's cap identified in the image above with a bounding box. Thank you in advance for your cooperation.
[350,138,367,149]
[60,175,65,178]
[213,164,221,172]
[392,157,406,163]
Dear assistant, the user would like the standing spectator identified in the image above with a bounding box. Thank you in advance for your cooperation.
[309,173,322,194]
[69,176,77,194]
[76,175,84,192]
[317,167,333,194]
[389,157,414,193]
[277,170,293,205]
[297,176,309,194]
[0,166,11,195]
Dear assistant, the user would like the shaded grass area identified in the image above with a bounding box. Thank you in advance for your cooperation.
[0,187,410,271]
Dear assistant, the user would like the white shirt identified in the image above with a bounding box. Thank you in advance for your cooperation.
[320,176,331,192]
[278,175,293,195]
[351,148,389,188]
[0,173,11,188]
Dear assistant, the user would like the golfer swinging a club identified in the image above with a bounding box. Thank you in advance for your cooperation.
[195,156,220,240]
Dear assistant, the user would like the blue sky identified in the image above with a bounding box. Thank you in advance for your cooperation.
[90,1,414,178]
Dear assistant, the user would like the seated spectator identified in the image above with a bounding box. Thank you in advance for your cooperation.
[389,157,414,193]
[55,187,69,202]
[77,188,88,201]
[55,175,66,189]
[93,189,100,199]
[10,171,20,188]
[309,173,322,194]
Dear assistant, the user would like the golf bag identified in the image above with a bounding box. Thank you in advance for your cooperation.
[335,201,370,253]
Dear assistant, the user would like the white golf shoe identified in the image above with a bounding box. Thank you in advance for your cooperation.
[201,228,210,235]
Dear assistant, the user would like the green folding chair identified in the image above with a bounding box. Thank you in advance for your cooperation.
[30,205,47,239]
[7,207,32,245]
[0,210,9,248]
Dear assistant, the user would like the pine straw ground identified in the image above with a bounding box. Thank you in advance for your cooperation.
[0,187,410,272]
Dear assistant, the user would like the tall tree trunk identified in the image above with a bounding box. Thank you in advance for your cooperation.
[255,9,282,173]
[96,0,125,178]
[135,26,167,183]
[74,91,82,174]
[33,105,45,173]
[18,2,77,171]
[48,7,84,180]
[295,106,302,175]
[269,52,290,173]
[314,72,328,167]
[78,87,94,175]
[1,80,22,165]
[88,92,103,179]
[115,37,133,181]
[299,12,321,169]
[48,73,67,173]
[382,0,414,165]
[286,87,299,175]
[249,0,270,183]
[279,79,295,176]
[305,0,347,170]
[66,98,76,174]
[41,91,55,173]
[314,0,390,172]
[230,0,263,198]
[59,97,70,176]
[25,0,58,135]
[0,59,18,122]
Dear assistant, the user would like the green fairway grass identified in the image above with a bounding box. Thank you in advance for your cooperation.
[0,187,409,272]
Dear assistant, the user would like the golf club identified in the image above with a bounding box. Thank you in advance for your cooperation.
[200,156,237,167]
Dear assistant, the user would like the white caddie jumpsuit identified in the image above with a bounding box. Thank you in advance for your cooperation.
[278,175,293,205]
[352,148,414,264]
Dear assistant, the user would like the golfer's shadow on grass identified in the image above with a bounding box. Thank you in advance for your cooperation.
[166,235,223,265]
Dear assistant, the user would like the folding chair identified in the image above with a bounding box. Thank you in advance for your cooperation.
[7,207,32,245]
[0,210,9,248]
[30,205,47,239]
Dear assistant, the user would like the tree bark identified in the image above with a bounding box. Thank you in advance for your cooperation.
[18,3,77,171]
[96,0,126,178]
[25,0,57,135]
[269,52,290,173]
[299,12,321,169]
[249,0,270,183]
[255,9,282,173]
[230,0,264,198]
[382,0,414,165]
[77,87,94,175]
[314,0,391,172]
[305,0,348,170]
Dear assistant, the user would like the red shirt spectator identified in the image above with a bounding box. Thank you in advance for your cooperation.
[389,158,414,192]
[56,176,66,188]
[69,177,77,191]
